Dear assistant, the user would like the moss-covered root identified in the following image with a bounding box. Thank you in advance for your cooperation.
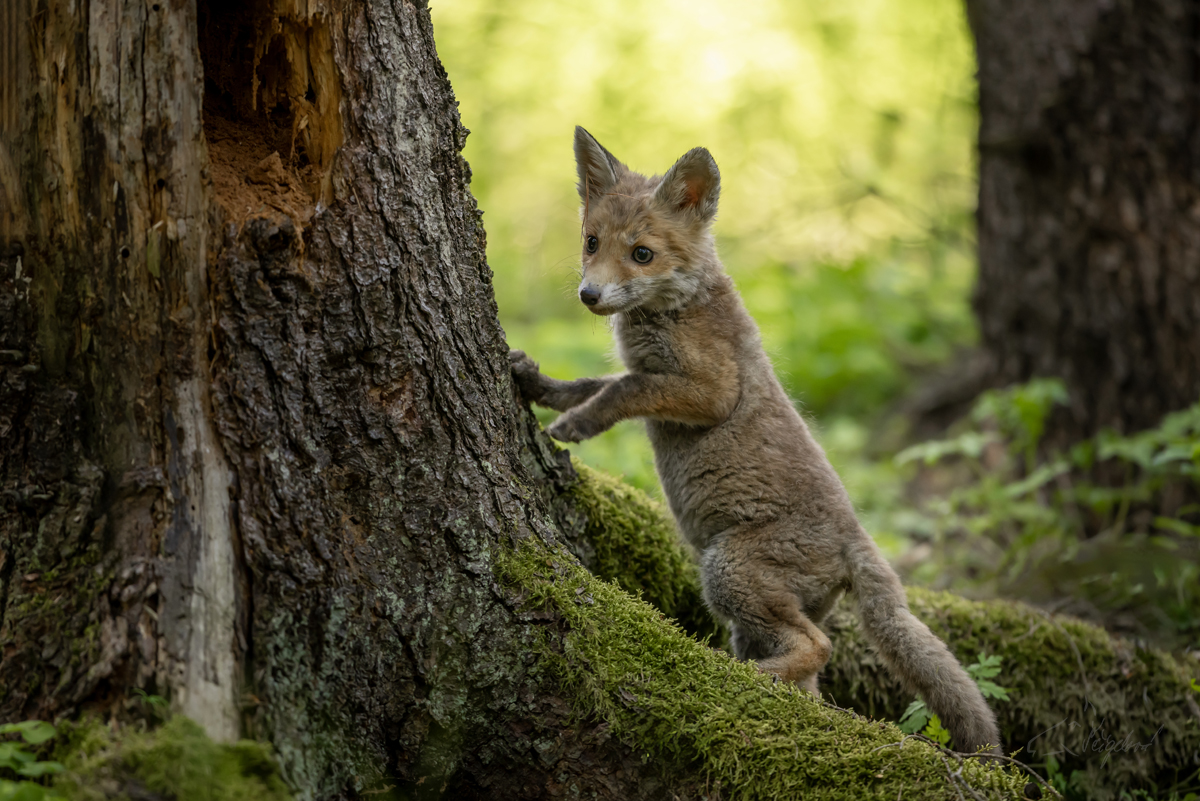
[565,464,1200,798]
[502,538,1026,801]
[565,459,724,643]
[823,590,1200,801]
[53,716,292,801]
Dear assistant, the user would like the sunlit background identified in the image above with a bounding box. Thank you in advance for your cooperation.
[431,0,1200,653]
[432,0,977,539]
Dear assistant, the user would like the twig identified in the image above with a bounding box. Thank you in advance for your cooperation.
[873,732,1062,799]
[871,734,923,753]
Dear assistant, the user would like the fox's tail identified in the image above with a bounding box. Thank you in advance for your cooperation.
[847,536,1001,754]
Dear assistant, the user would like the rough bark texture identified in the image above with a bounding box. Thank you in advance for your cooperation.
[0,0,679,796]
[0,0,237,739]
[0,1,1026,799]
[967,0,1200,442]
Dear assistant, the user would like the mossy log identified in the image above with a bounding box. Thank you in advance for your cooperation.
[566,461,1200,799]
[502,534,1024,801]
[824,592,1200,801]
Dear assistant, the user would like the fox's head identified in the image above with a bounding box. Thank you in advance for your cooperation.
[573,126,721,316]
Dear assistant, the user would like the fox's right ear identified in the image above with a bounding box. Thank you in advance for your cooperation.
[654,147,720,224]
[574,126,624,203]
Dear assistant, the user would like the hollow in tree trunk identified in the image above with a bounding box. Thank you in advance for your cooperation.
[0,1,1026,798]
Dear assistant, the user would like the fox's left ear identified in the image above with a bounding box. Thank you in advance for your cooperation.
[654,147,720,223]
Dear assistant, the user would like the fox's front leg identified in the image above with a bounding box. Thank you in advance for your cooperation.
[546,372,735,443]
[509,350,616,412]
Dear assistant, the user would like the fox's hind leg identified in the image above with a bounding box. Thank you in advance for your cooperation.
[702,537,832,695]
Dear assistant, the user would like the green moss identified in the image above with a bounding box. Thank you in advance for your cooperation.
[563,466,1200,799]
[501,537,1024,800]
[565,459,723,644]
[53,716,292,801]
[824,589,1200,801]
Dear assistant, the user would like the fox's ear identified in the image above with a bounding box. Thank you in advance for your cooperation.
[653,147,720,223]
[574,126,624,202]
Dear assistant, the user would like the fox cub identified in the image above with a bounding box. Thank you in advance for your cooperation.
[509,127,1001,754]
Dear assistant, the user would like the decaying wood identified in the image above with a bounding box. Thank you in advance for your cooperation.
[0,0,704,796]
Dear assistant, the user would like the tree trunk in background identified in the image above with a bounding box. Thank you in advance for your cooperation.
[966,0,1200,442]
[0,0,677,796]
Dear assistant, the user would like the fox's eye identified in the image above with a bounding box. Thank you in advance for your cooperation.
[632,246,654,264]
[586,235,598,254]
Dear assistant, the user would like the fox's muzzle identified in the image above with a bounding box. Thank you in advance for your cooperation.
[579,285,602,307]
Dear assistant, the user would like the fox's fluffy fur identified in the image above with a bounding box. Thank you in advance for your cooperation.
[510,127,1001,754]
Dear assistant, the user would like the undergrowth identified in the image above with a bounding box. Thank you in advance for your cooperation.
[0,721,65,800]
[896,380,1200,647]
[53,714,291,801]
[0,708,291,801]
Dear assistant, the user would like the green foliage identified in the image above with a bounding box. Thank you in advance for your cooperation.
[897,699,932,736]
[922,715,951,747]
[499,537,1024,800]
[897,654,1010,745]
[967,653,1011,703]
[895,381,1200,647]
[0,722,65,801]
[131,688,170,722]
[971,379,1070,470]
[1044,754,1085,799]
[432,0,981,489]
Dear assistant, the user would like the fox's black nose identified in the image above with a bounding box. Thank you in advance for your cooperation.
[579,286,601,306]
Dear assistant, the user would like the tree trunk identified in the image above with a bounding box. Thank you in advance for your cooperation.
[0,1,1024,799]
[0,0,663,794]
[967,0,1200,442]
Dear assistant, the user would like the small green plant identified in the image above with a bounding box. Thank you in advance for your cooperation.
[896,382,1200,647]
[966,652,1011,702]
[0,721,65,801]
[922,714,951,747]
[132,688,170,721]
[1044,754,1085,799]
[897,652,1010,749]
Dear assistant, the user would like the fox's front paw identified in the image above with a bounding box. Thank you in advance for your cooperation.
[546,412,602,443]
[509,349,546,404]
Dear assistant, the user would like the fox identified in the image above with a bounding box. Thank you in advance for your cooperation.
[509,126,1002,755]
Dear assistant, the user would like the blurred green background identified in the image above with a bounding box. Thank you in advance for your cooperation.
[431,0,1200,663]
[431,0,977,541]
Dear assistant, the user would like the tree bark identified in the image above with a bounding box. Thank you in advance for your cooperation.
[0,0,669,795]
[0,1,1024,799]
[967,0,1200,442]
